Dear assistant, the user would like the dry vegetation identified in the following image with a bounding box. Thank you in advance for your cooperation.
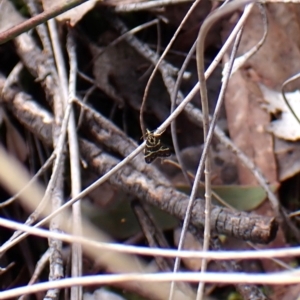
[1,0,300,299]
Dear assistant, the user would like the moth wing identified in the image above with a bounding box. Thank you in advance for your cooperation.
[144,149,157,164]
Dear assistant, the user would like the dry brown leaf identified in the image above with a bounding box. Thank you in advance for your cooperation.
[224,68,277,185]
[224,70,291,295]
[223,7,296,293]
[223,4,300,90]
[267,3,300,50]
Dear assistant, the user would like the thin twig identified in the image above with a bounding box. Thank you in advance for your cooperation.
[132,200,173,271]
[25,0,53,53]
[196,24,244,300]
[171,2,281,219]
[2,270,300,299]
[0,102,73,256]
[44,17,67,300]
[0,148,187,300]
[0,0,88,44]
[169,2,254,299]
[170,40,195,186]
[1,65,275,255]
[139,0,203,136]
[223,3,268,77]
[281,72,300,125]
[0,216,294,261]
[114,0,193,12]
[208,234,269,300]
[30,249,52,285]
[132,201,194,297]
[0,24,72,252]
[18,249,51,300]
[0,62,277,254]
[1,62,23,97]
[66,28,83,300]
[169,2,254,190]
[0,155,55,208]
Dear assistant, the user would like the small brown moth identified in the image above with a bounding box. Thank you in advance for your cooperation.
[144,129,171,164]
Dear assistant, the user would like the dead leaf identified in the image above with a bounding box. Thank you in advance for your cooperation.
[267,3,300,51]
[223,4,300,90]
[260,84,300,141]
[222,7,297,292]
[223,68,277,185]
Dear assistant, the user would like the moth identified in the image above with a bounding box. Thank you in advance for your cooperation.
[144,129,171,164]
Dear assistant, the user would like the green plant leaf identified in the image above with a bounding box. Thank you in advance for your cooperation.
[212,184,278,211]
[176,182,279,211]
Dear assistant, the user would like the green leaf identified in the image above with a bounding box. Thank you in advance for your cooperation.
[213,184,278,211]
[176,182,278,211]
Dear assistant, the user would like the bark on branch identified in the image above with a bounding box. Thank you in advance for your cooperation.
[0,77,278,244]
